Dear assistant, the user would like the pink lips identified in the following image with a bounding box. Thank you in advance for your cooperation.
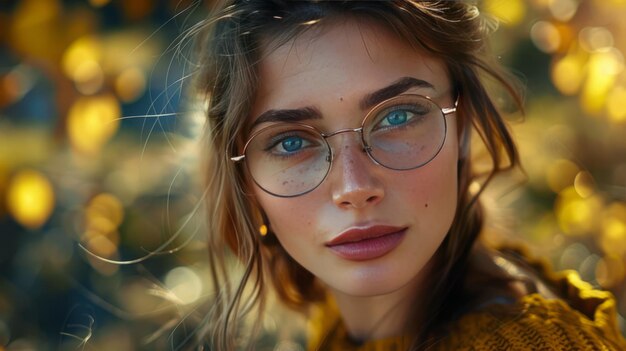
[325,225,407,261]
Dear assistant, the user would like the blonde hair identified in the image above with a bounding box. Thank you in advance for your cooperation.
[194,1,521,349]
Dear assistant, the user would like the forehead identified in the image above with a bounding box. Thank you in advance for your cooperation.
[250,17,451,121]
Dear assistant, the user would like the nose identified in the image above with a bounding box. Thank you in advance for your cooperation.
[329,134,385,209]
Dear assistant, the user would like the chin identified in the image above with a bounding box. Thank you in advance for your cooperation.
[327,264,423,297]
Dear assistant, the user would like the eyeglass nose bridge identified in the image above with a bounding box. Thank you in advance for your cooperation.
[322,127,371,158]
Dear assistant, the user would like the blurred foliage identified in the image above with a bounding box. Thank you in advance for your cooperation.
[0,0,625,350]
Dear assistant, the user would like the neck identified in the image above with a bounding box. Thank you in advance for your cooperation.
[329,260,433,342]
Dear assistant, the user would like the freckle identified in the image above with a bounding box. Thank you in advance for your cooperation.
[339,97,344,101]
[424,203,429,208]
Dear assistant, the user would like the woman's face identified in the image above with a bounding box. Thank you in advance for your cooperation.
[249,19,459,297]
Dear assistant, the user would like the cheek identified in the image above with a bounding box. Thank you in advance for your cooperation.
[255,192,326,272]
[400,140,459,224]
[254,188,319,242]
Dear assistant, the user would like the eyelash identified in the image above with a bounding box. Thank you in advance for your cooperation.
[373,104,428,130]
[263,132,315,157]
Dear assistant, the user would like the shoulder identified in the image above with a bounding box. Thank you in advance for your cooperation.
[435,245,626,351]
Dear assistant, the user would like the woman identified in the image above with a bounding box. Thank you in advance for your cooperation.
[194,1,626,350]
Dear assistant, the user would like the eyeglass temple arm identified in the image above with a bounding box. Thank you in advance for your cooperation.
[231,155,245,162]
[442,96,459,116]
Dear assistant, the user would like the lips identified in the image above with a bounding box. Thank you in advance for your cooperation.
[325,225,407,261]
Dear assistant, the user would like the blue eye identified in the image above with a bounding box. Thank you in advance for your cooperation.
[261,128,320,158]
[385,110,408,126]
[376,109,413,129]
[281,136,303,152]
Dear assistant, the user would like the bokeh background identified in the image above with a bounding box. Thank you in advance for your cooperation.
[1,0,625,350]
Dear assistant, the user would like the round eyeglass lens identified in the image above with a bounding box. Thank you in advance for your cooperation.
[244,124,331,197]
[363,95,447,170]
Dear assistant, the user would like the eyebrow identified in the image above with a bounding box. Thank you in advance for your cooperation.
[251,106,322,129]
[360,76,435,110]
[250,76,435,128]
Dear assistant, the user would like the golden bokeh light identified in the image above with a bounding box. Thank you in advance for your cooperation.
[484,0,527,26]
[84,232,119,258]
[62,36,102,80]
[581,49,624,115]
[8,0,63,61]
[573,171,595,198]
[607,86,626,123]
[86,193,124,227]
[601,218,626,257]
[555,186,603,236]
[599,203,626,257]
[67,94,120,154]
[114,67,146,103]
[546,158,579,193]
[579,27,614,53]
[73,60,105,95]
[6,169,55,229]
[531,21,561,53]
[548,0,579,22]
[164,266,203,305]
[100,30,160,74]
[80,193,125,274]
[84,216,119,239]
[551,52,585,95]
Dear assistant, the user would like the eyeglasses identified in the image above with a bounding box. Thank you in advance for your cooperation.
[231,94,457,197]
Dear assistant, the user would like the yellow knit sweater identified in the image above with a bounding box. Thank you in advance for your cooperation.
[307,251,626,351]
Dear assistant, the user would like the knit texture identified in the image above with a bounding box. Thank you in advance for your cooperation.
[307,257,626,351]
